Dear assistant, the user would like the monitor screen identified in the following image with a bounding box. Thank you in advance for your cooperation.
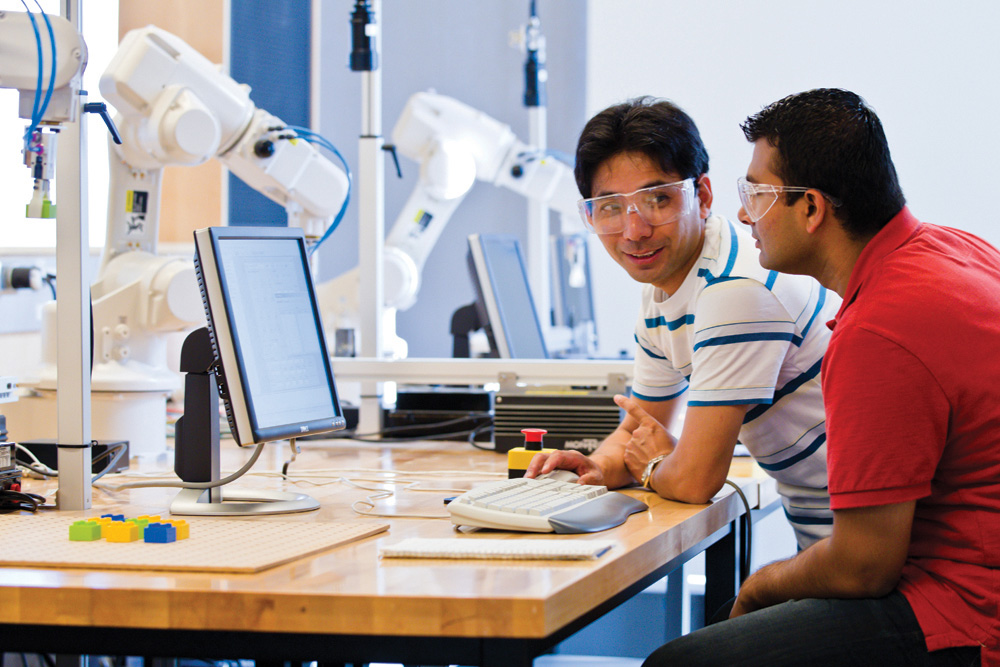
[550,233,599,357]
[467,233,548,359]
[551,233,596,330]
[193,226,346,445]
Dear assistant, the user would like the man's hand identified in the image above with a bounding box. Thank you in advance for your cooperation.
[524,449,606,486]
[615,394,676,482]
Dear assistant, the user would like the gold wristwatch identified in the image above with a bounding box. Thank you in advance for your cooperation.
[641,454,667,489]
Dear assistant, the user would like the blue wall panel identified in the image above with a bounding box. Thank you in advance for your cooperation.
[228,0,311,226]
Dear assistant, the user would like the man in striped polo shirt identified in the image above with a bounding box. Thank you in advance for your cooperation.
[526,97,838,550]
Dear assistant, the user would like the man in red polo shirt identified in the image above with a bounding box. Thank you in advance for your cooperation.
[643,88,999,666]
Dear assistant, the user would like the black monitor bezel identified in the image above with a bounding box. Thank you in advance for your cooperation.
[466,233,549,359]
[193,225,346,445]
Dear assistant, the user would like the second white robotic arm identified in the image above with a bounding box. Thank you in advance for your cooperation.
[384,90,580,311]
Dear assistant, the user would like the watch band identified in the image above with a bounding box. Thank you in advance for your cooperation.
[642,454,667,489]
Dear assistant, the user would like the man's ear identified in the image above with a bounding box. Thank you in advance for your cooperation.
[695,174,713,218]
[803,190,834,235]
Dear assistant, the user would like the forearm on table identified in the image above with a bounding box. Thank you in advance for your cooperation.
[645,405,746,504]
[648,449,729,504]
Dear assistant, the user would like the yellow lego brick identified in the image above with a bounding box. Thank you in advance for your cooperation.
[167,519,190,540]
[105,521,141,543]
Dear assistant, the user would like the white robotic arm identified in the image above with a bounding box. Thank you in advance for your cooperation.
[89,25,351,368]
[317,90,579,351]
[81,23,349,378]
[29,25,350,458]
[384,90,579,311]
[98,25,350,262]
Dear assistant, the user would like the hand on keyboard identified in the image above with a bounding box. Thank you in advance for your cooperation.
[448,477,648,534]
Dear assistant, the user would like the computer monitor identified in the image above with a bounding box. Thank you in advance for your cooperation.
[171,225,346,516]
[467,233,549,359]
[550,233,598,357]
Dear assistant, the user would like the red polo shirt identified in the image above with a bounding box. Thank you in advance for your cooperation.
[823,207,1000,663]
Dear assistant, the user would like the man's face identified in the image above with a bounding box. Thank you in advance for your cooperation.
[738,141,810,274]
[591,152,709,294]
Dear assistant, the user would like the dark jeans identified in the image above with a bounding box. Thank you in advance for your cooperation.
[643,591,980,667]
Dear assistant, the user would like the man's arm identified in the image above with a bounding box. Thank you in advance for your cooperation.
[524,395,683,488]
[732,500,916,617]
[621,398,750,504]
[527,394,749,505]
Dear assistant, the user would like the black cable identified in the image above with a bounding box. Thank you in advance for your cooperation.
[90,443,127,483]
[16,441,127,483]
[0,490,50,513]
[468,422,495,451]
[90,445,115,466]
[723,479,753,582]
[329,414,490,440]
[349,428,484,444]
[42,273,55,299]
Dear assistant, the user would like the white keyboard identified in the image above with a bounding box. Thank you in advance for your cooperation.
[447,477,648,533]
[380,537,616,560]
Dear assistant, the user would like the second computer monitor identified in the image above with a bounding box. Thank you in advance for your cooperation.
[467,233,548,359]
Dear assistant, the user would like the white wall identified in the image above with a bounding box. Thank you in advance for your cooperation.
[585,0,1000,350]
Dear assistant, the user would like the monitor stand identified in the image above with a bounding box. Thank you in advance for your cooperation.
[170,487,319,516]
[170,327,319,516]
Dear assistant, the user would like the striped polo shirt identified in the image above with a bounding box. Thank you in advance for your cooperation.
[632,215,839,547]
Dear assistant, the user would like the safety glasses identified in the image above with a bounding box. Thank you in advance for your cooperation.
[737,176,842,222]
[578,179,695,234]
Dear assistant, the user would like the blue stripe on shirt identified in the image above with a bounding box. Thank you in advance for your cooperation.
[720,221,739,277]
[743,357,824,423]
[799,287,827,341]
[632,387,688,402]
[644,314,694,330]
[634,335,667,360]
[783,510,834,526]
[756,433,826,472]
[688,398,765,407]
[693,331,796,352]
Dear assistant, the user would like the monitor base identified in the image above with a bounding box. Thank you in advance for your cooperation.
[170,487,320,516]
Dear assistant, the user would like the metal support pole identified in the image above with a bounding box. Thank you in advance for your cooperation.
[55,0,91,510]
[352,0,384,433]
[523,4,551,336]
[527,106,551,334]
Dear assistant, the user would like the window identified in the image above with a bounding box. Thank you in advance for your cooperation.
[0,1,118,249]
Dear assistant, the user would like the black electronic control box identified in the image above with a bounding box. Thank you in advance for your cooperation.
[15,439,130,475]
[0,441,20,491]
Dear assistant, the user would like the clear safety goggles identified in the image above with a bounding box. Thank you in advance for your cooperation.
[577,178,695,234]
[736,176,842,223]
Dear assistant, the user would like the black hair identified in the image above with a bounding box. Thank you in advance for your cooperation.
[574,96,709,199]
[740,88,906,239]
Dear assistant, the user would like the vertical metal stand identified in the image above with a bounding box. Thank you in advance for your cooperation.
[55,0,92,510]
[522,4,551,334]
[352,0,385,433]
